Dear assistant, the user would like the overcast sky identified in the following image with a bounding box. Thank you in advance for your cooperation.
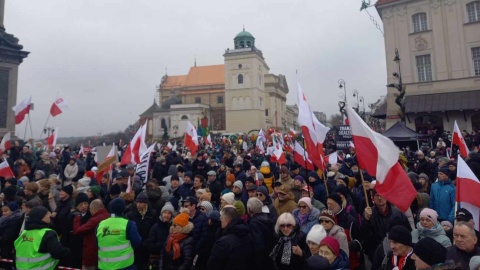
[7,0,387,138]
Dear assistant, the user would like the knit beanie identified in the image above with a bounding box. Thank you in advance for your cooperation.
[2,186,17,198]
[75,193,89,206]
[222,192,235,205]
[135,192,149,203]
[161,203,175,215]
[110,184,122,196]
[470,256,480,270]
[85,171,95,180]
[328,193,343,207]
[173,212,190,227]
[6,178,17,186]
[256,186,269,198]
[306,255,330,270]
[413,237,446,266]
[90,186,101,197]
[62,185,74,196]
[207,210,221,222]
[261,161,270,168]
[320,210,337,225]
[294,175,304,183]
[233,181,243,191]
[388,225,412,247]
[109,197,126,216]
[199,201,213,214]
[233,201,245,215]
[6,202,19,212]
[418,173,429,182]
[28,206,49,223]
[420,208,438,224]
[298,197,312,210]
[226,174,235,183]
[438,167,450,176]
[441,220,453,230]
[306,224,327,244]
[334,185,349,198]
[320,236,340,257]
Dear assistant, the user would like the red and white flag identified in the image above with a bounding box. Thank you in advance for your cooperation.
[12,95,32,125]
[126,176,133,193]
[120,123,147,165]
[323,152,338,166]
[166,141,173,150]
[46,128,58,147]
[79,144,84,156]
[294,141,314,170]
[184,121,199,155]
[0,132,11,155]
[452,121,469,158]
[346,106,416,212]
[0,160,14,179]
[96,143,116,185]
[172,141,177,152]
[296,81,322,169]
[50,97,69,117]
[206,134,213,148]
[256,129,266,153]
[456,157,480,230]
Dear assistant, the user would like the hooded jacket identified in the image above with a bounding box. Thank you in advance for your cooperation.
[260,166,275,194]
[329,249,350,270]
[327,225,350,257]
[429,179,456,223]
[411,222,451,247]
[292,207,320,235]
[145,215,172,254]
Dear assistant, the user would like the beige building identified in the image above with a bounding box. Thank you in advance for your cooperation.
[376,0,480,133]
[140,30,297,139]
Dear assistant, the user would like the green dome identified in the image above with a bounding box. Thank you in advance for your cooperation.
[235,30,254,39]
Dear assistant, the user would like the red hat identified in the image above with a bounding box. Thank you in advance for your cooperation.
[85,171,95,179]
[320,236,340,257]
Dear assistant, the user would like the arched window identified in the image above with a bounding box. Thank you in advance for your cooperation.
[239,41,245,48]
[181,115,188,120]
[246,41,251,47]
[238,74,244,84]
[412,12,428,32]
[467,1,480,22]
[161,118,167,129]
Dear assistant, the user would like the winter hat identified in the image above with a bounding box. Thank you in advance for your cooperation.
[35,170,45,178]
[135,192,149,203]
[245,176,255,184]
[89,186,101,197]
[306,255,330,270]
[19,176,29,183]
[256,186,269,197]
[280,166,289,174]
[456,208,474,221]
[199,201,213,213]
[62,185,74,196]
[407,172,419,182]
[438,167,450,176]
[171,175,180,182]
[6,202,19,212]
[298,197,312,210]
[306,224,327,244]
[257,173,264,180]
[222,192,235,205]
[470,256,480,270]
[6,178,17,186]
[85,171,95,180]
[294,175,304,183]
[207,210,220,222]
[173,212,190,227]
[233,201,245,215]
[327,171,336,178]
[226,174,235,183]
[320,236,340,257]
[418,173,429,182]
[77,177,91,187]
[2,186,17,198]
[184,171,193,179]
[261,161,270,168]
[75,193,89,206]
[420,208,438,224]
[233,181,243,191]
[320,210,337,225]
[109,197,126,216]
[277,184,291,195]
[28,206,49,223]
[413,237,447,267]
[247,184,258,191]
[388,225,412,247]
[334,185,349,198]
[328,193,343,207]
[161,202,175,215]
[441,220,453,230]
[110,184,122,196]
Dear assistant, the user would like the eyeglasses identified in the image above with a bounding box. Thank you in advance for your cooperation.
[280,224,294,229]
[183,204,192,208]
[298,205,308,209]
[320,219,331,224]
[256,193,264,197]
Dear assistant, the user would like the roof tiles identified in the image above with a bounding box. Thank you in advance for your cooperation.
[162,64,225,89]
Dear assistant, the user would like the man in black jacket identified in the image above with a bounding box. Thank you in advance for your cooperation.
[247,197,274,270]
[182,196,209,255]
[446,222,480,270]
[206,170,222,208]
[207,206,253,270]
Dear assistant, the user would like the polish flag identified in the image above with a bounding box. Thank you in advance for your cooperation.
[297,81,322,169]
[0,160,14,179]
[0,132,11,155]
[256,129,266,153]
[166,141,173,150]
[120,124,147,165]
[96,144,116,184]
[294,141,314,170]
[50,97,68,117]
[79,144,84,156]
[184,121,199,155]
[456,157,480,230]
[12,96,32,125]
[46,128,58,147]
[323,152,338,166]
[289,128,297,138]
[346,106,416,212]
[206,134,213,148]
[172,141,177,152]
[452,121,469,158]
[126,176,133,193]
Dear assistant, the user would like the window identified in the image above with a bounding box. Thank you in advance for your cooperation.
[412,13,428,32]
[416,54,433,82]
[467,1,480,22]
[473,47,480,76]
[260,97,263,107]
[217,96,224,104]
[239,41,245,48]
[181,115,188,120]
[246,41,251,47]
[195,97,201,103]
[238,74,243,84]
[265,109,269,116]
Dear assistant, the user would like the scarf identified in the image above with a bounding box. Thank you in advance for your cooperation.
[297,211,309,226]
[165,233,188,260]
[269,235,292,267]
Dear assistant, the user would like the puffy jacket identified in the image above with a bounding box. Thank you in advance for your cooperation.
[190,210,209,253]
[145,217,171,255]
[327,225,349,257]
[260,166,275,194]
[207,218,254,270]
[429,179,456,223]
[446,245,480,270]
[146,189,167,215]
[329,249,350,270]
[163,226,195,270]
[411,222,451,247]
[292,207,320,235]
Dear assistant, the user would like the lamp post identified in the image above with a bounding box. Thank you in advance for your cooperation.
[352,89,360,112]
[173,125,178,138]
[387,48,406,124]
[359,96,365,119]
[338,79,347,104]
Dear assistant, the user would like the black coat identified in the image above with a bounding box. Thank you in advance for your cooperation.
[271,227,307,270]
[446,245,480,270]
[145,218,171,255]
[0,210,23,262]
[207,218,254,270]
[162,235,195,270]
[381,251,415,270]
[190,210,209,254]
[206,180,222,207]
[249,213,275,270]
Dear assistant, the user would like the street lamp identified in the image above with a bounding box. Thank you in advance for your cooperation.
[387,48,406,124]
[338,79,347,104]
[352,89,360,112]
[359,96,365,117]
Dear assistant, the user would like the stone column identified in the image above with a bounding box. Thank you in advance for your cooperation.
[0,0,4,29]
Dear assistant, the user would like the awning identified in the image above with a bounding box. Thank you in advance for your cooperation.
[371,102,386,118]
[405,90,480,114]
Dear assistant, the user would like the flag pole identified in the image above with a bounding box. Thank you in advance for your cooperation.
[39,92,59,140]
[23,115,29,141]
[359,168,370,208]
[322,169,329,196]
[301,135,313,198]
[27,114,34,139]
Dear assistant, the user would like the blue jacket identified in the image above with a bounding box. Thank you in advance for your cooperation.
[429,179,456,223]
[329,249,350,270]
[190,210,209,254]
[292,207,320,235]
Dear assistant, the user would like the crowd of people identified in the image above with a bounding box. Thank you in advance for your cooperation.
[1,134,480,270]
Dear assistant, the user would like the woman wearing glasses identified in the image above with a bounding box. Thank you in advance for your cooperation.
[319,210,349,256]
[162,212,195,270]
[270,212,308,269]
[256,186,278,223]
[292,197,321,235]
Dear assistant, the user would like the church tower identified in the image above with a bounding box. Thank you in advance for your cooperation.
[224,29,269,132]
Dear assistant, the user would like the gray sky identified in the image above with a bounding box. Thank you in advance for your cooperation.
[7,0,387,138]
